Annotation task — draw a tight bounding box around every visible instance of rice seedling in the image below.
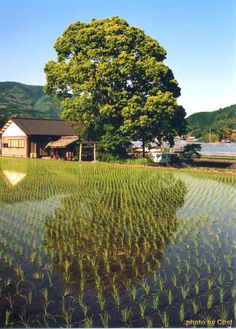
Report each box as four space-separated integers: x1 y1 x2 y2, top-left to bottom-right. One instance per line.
138 300 147 319
128 285 137 302
111 287 121 307
63 287 72 298
30 250 37 263
153 271 158 283
99 312 110 328
41 287 49 303
227 269 234 281
18 307 32 328
217 273 225 286
140 279 150 296
152 294 159 310
181 285 189 300
191 300 200 315
207 278 214 290
218 306 229 321
14 281 23 296
62 306 75 328
5 293 15 311
15 266 25 282
83 317 93 328
157 277 165 293
78 296 89 317
204 315 215 328
97 294 106 312
216 235 222 250
179 303 185 322
159 310 169 328
5 309 12 327
205 262 213 275
224 255 232 268
146 316 153 328
218 287 225 304
207 293 214 310
175 263 181 275
154 258 161 269
121 307 132 323
25 289 33 305
42 299 51 320
171 272 177 287
231 286 236 299
167 289 173 305
194 281 200 295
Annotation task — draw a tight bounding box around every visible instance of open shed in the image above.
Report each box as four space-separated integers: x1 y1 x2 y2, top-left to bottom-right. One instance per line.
45 135 79 160
45 138 97 161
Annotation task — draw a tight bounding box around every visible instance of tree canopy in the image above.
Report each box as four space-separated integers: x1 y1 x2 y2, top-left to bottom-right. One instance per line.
0 114 7 127
44 16 186 157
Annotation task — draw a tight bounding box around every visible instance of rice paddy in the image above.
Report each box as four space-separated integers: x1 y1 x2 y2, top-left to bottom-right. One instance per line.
0 158 235 327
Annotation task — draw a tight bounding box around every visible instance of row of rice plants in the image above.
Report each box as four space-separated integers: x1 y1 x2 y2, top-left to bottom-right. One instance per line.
0 158 235 327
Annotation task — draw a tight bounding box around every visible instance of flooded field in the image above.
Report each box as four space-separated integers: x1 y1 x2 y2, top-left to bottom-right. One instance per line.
0 158 235 327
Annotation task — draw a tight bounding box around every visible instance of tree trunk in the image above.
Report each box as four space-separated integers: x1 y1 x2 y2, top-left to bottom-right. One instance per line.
160 137 163 153
142 140 145 158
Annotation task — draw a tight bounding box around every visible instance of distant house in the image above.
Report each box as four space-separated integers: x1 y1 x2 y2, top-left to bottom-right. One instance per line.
0 117 77 158
186 136 199 143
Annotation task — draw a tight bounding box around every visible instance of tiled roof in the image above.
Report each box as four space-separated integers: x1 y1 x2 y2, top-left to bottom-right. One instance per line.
11 117 76 136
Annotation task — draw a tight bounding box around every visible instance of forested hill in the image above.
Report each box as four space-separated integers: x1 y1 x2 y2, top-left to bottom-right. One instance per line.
187 104 236 139
0 81 61 120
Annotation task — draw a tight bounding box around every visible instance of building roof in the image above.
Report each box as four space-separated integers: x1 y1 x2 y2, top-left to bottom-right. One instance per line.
7 118 76 136
45 136 79 148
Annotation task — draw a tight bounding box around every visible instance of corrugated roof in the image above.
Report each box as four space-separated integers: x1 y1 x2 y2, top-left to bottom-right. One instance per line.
11 118 76 136
45 136 79 148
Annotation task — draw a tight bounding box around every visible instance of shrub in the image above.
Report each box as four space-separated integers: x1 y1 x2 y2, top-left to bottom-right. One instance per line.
179 144 201 163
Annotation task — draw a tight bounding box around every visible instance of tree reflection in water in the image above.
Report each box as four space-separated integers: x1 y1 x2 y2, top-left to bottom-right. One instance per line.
44 174 186 291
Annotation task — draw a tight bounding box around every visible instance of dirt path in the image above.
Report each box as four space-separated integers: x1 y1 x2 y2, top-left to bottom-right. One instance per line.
97 161 236 176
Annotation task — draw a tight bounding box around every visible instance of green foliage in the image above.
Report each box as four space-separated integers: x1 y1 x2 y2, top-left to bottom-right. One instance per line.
0 114 7 127
96 125 130 160
0 81 61 119
44 16 186 157
179 144 202 163
201 131 219 143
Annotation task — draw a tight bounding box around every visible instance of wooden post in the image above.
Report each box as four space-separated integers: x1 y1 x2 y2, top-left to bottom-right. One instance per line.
94 143 96 162
79 142 82 162
142 139 145 158
26 136 30 158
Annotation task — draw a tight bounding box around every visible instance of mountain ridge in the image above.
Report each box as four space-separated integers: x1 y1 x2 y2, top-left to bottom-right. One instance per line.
0 81 61 120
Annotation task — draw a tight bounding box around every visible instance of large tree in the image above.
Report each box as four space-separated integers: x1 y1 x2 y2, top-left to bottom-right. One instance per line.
44 16 186 157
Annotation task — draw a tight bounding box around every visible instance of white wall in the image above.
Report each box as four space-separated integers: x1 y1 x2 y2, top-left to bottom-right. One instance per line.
2 122 26 137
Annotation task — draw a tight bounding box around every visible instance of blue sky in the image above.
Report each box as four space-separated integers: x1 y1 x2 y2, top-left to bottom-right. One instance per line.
0 0 235 115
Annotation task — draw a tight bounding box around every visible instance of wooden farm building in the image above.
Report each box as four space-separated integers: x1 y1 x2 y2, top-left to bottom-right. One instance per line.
0 117 80 159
